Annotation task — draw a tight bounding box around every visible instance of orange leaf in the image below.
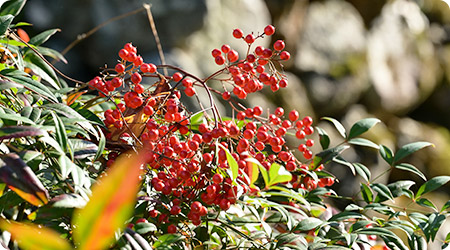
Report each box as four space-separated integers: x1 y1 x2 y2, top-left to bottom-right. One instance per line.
0 219 72 250
72 150 147 250
66 90 87 106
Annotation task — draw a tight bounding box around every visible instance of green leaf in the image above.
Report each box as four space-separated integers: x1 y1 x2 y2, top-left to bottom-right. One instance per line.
189 111 204 125
0 0 26 16
72 150 147 250
393 142 434 163
0 219 72 250
153 234 185 248
347 138 379 149
372 183 394 202
44 103 98 137
420 213 446 242
322 117 346 138
415 198 436 210
0 14 13 36
0 126 44 140
24 53 60 89
379 145 394 165
268 162 292 187
294 217 323 231
312 145 349 169
388 180 415 198
347 118 380 140
2 70 58 102
353 163 371 182
51 111 68 153
329 211 364 221
29 28 60 46
134 222 157 234
415 176 450 199
57 154 76 180
440 200 450 213
360 183 373 203
245 157 260 188
316 126 330 149
217 143 238 183
36 46 67 64
0 153 49 206
0 112 35 124
94 128 105 161
395 163 426 181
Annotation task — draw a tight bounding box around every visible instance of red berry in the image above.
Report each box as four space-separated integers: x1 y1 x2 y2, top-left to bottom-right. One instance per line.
289 110 299 121
254 46 264 56
221 44 231 53
212 173 223 184
185 86 196 97
253 106 263 116
143 105 154 116
167 224 177 234
173 72 183 82
304 126 314 135
115 63 125 73
134 83 144 94
232 29 244 39
219 199 231 210
275 107 284 117
124 43 137 53
191 201 202 212
227 50 239 62
280 51 291 61
118 49 128 60
170 205 181 215
302 116 313 126
211 48 221 58
215 55 225 65
222 91 231 100
306 139 314 147
264 25 275 36
279 79 288 88
244 34 255 44
141 63 157 73
273 40 285 51
131 72 142 84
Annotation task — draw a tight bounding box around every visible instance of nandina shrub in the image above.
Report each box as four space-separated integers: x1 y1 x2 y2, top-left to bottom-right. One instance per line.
0 2 449 250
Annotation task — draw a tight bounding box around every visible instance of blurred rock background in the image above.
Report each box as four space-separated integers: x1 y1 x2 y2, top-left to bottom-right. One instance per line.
18 0 450 246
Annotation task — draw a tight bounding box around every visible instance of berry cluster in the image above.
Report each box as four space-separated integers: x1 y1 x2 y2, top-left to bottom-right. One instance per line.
87 25 335 235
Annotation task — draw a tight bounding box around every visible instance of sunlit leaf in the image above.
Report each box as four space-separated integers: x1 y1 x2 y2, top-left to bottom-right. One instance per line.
51 111 68 153
393 142 434 164
316 126 330 149
217 143 238 183
312 145 349 169
57 154 76 180
66 90 87 106
0 112 35 124
24 53 60 89
372 183 394 202
268 162 292 187
347 118 380 140
72 150 147 250
245 157 260 188
395 163 426 181
0 14 13 36
415 176 450 199
347 138 379 149
322 117 346 138
353 163 371 182
0 0 26 16
360 183 373 203
0 153 49 206
29 28 60 46
0 219 72 250
0 126 44 140
415 198 436 210
2 69 58 102
294 217 323 231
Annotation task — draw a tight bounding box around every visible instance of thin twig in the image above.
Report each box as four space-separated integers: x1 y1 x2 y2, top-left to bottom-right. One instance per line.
58 7 147 58
143 4 168 76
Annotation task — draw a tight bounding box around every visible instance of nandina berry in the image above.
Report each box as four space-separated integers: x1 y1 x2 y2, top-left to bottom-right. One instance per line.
237 111 246 120
256 65 265 73
134 56 143 66
262 48 272 58
303 149 313 159
264 25 275 36
279 79 288 88
115 63 125 73
172 72 183 82
141 63 157 73
118 49 129 60
182 78 193 87
170 205 181 215
219 198 231 210
282 120 292 128
185 86 196 97
302 116 313 126
227 50 239 62
289 110 299 121
131 72 142 84
280 51 291 60
211 48 221 57
244 34 255 44
253 106 263 116
275 107 284 117
271 84 280 92
243 129 255 140
124 43 137 53
286 161 296 171
212 173 223 184
149 209 158 218
215 55 225 65
167 224 177 234
143 105 154 116
306 139 314 147
222 91 231 100
134 83 144 94
114 120 123 129
232 28 244 39
298 144 307 152
246 54 257 63
254 46 264 56
221 44 231 53
126 52 137 62
304 126 314 135
191 201 202 212
273 40 285 51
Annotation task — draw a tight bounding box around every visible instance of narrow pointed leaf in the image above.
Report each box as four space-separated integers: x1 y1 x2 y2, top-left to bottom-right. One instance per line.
0 153 49 206
316 126 330 149
217 143 238 183
0 219 72 250
294 217 323 231
268 162 292 187
0 126 44 140
347 118 380 140
57 154 77 180
395 163 426 181
2 70 58 102
312 145 349 168
25 53 60 89
29 28 60 46
94 129 105 161
0 0 26 16
441 200 450 213
379 145 394 165
360 183 373 203
51 112 68 153
353 163 371 182
372 183 394 201
415 176 450 199
0 14 13 36
72 150 147 250
322 117 346 138
393 142 434 164
245 157 260 188
0 112 35 124
415 198 436 210
348 138 379 149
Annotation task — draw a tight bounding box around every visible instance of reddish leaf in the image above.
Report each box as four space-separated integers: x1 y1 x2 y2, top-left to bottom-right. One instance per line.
72 150 147 250
0 153 49 206
0 219 72 250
